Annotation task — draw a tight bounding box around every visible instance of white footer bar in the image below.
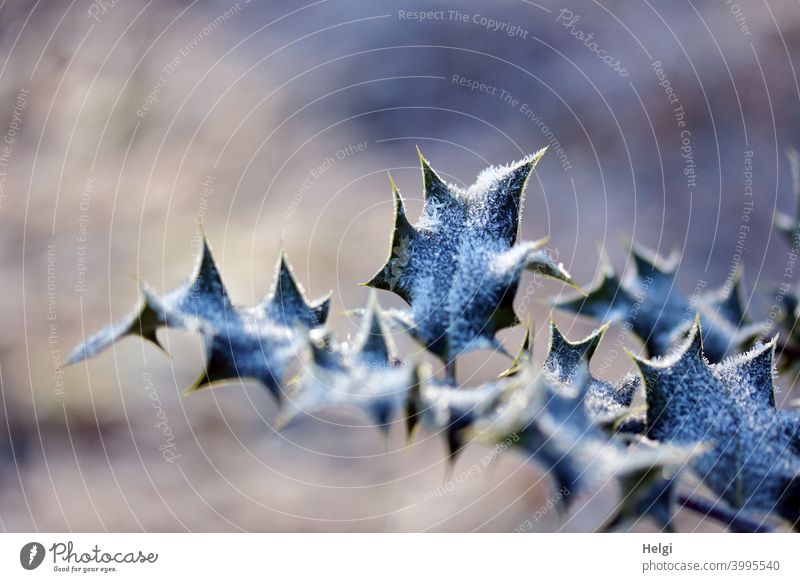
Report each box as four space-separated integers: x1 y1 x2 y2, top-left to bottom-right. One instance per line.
0 533 796 580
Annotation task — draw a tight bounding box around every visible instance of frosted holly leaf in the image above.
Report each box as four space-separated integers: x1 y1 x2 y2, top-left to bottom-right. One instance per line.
65 284 172 363
633 320 800 527
474 369 695 524
276 293 420 435
183 311 302 398
555 244 761 363
496 320 641 430
497 323 534 379
66 237 330 401
365 147 577 364
264 250 331 329
775 147 800 246
65 238 232 363
543 320 639 422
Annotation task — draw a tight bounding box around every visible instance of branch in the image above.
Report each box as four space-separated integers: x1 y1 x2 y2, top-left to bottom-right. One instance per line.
678 493 775 533
445 359 457 384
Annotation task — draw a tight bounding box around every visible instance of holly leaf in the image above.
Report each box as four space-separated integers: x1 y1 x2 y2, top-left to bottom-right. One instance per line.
555 244 761 362
543 320 639 422
277 292 420 435
633 319 800 527
500 321 641 426
473 367 695 526
66 238 330 401
365 148 577 363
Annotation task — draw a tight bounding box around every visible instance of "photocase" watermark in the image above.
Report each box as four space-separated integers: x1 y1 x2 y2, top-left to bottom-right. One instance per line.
142 372 180 464
555 9 628 77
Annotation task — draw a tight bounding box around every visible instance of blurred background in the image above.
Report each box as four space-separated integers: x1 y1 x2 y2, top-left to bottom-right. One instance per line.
1 0 799 532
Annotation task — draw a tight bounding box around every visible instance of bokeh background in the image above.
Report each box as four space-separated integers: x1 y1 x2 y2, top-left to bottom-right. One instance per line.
1 0 799 532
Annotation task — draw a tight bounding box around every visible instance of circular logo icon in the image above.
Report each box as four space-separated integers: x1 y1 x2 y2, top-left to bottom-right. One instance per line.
20 542 45 570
